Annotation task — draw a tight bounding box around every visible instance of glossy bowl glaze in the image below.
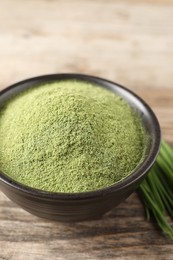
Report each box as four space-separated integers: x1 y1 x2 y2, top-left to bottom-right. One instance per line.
0 74 161 221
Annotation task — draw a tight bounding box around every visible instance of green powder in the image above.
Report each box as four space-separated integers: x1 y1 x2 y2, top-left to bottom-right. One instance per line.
0 80 147 193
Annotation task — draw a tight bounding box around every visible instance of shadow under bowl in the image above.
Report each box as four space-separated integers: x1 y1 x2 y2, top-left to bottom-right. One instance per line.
0 74 161 221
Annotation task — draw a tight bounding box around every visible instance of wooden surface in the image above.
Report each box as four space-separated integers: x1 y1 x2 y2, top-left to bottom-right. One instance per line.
0 0 173 259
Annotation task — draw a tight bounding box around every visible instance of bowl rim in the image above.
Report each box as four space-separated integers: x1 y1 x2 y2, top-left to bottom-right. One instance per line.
0 73 161 200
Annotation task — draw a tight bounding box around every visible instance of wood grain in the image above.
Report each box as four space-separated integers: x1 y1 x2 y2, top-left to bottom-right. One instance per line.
0 0 173 259
1 192 173 260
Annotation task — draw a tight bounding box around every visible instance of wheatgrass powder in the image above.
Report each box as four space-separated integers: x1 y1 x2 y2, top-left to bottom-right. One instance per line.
0 80 147 192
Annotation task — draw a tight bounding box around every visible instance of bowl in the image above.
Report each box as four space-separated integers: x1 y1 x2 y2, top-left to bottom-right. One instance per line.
0 74 161 221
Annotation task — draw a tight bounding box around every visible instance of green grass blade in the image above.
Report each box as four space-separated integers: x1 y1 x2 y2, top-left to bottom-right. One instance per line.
138 140 173 239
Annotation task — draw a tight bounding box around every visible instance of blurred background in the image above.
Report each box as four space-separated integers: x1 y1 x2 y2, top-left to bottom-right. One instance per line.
1 0 173 87
0 1 173 259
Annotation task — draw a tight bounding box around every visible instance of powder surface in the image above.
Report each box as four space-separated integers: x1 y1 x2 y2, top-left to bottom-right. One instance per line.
0 80 147 192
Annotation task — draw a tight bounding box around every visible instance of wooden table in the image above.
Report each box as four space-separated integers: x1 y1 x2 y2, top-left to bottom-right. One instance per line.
0 1 173 259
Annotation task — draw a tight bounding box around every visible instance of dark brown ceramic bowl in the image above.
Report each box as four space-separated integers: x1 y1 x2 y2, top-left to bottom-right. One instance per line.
0 74 161 221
